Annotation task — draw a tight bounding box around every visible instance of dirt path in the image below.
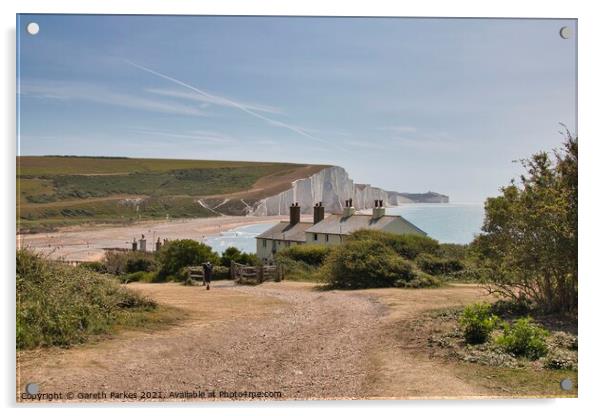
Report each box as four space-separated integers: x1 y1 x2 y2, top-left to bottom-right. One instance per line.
17 282 491 401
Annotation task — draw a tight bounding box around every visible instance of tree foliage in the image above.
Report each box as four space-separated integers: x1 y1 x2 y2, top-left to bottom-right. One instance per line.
472 133 577 313
220 246 258 267
157 239 219 279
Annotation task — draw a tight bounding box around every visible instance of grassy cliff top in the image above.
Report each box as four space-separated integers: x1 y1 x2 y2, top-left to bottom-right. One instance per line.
17 155 311 176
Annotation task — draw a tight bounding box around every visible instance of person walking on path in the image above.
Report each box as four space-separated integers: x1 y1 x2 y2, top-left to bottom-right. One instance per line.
202 262 213 290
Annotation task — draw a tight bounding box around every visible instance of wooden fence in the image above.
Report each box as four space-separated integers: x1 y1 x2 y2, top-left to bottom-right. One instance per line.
231 262 284 285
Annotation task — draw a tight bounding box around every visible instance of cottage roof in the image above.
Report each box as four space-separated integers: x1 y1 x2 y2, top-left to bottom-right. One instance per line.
304 213 426 236
255 221 314 242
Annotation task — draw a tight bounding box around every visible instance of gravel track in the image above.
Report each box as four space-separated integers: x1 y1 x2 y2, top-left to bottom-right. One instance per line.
17 282 488 402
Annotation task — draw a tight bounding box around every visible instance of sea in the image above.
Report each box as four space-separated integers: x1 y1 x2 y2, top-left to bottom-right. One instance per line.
203 203 485 254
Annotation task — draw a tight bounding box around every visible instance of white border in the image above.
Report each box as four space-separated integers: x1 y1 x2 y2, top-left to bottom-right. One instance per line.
2 1 600 415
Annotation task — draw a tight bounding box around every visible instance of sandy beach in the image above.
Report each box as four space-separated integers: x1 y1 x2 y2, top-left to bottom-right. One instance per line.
17 215 298 262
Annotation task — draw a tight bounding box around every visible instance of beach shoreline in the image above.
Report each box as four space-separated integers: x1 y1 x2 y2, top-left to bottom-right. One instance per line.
17 215 304 262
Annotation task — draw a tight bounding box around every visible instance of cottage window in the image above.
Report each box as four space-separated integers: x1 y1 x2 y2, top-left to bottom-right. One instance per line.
262 240 267 248
325 234 329 242
313 233 318 241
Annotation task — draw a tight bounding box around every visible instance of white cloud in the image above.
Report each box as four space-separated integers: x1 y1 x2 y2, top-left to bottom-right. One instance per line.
146 88 282 115
125 60 339 148
19 81 210 117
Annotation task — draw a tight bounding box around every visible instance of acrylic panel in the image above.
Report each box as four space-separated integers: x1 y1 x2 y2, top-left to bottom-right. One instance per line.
16 14 578 402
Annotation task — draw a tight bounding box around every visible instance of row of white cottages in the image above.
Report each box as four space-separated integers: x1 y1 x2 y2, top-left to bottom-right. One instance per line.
255 199 426 263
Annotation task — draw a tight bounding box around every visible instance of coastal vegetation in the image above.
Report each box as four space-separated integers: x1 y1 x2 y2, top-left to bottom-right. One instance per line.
90 240 258 284
16 249 163 349
472 134 578 314
414 134 578 387
274 230 475 288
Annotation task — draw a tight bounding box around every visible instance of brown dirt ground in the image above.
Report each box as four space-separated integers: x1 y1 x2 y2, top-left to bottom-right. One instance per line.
17 282 518 402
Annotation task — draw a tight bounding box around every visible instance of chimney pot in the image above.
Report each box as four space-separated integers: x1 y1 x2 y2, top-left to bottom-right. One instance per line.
313 201 325 224
290 202 301 225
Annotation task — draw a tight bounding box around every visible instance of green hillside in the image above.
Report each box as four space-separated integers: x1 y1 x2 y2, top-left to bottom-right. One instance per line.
17 156 327 233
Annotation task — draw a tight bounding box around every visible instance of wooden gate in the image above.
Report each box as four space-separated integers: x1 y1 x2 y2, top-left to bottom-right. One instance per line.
231 262 284 285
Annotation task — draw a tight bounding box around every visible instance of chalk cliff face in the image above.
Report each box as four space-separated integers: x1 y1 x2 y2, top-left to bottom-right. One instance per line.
249 166 447 216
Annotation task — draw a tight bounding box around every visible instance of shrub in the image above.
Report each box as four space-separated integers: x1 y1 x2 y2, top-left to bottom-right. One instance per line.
322 240 417 289
103 250 157 275
277 244 332 266
77 261 107 273
495 317 549 359
459 303 500 344
157 239 219 280
348 229 440 260
17 249 156 349
543 349 577 370
438 243 470 260
416 253 464 276
443 268 487 282
220 246 258 267
213 265 231 280
125 256 157 274
472 135 577 313
275 255 325 282
395 272 442 288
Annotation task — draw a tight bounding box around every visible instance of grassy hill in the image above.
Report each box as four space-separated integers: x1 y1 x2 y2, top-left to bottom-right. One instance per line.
17 156 328 233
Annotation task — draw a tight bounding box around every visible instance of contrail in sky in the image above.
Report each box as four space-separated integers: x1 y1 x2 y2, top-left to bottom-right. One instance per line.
125 60 333 146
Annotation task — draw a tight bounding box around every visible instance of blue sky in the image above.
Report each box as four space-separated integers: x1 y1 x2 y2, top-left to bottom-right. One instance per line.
17 15 576 202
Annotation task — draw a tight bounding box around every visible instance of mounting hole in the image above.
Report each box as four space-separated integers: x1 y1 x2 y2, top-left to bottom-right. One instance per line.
25 383 39 395
26 22 40 36
559 26 571 39
560 378 573 391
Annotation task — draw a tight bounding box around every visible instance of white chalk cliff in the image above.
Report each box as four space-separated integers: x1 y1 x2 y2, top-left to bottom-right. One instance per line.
249 166 447 216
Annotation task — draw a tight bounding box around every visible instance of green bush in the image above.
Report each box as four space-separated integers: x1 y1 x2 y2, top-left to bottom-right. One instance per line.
277 244 332 266
275 255 325 282
442 268 487 282
322 240 417 289
103 250 157 275
125 256 157 274
438 243 470 260
496 317 549 359
416 253 464 276
459 303 500 344
17 249 156 349
157 239 219 280
395 272 441 288
348 229 440 260
220 246 259 267
77 261 107 273
213 265 231 280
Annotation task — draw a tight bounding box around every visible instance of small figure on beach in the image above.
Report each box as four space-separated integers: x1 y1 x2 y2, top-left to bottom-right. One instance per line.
202 261 213 290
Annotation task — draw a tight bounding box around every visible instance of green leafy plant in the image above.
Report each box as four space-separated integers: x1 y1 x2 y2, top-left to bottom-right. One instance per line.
472 134 577 313
496 317 549 359
220 246 259 267
348 229 440 260
17 249 156 349
157 239 219 280
322 240 421 289
416 253 464 276
459 302 500 344
277 244 332 266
